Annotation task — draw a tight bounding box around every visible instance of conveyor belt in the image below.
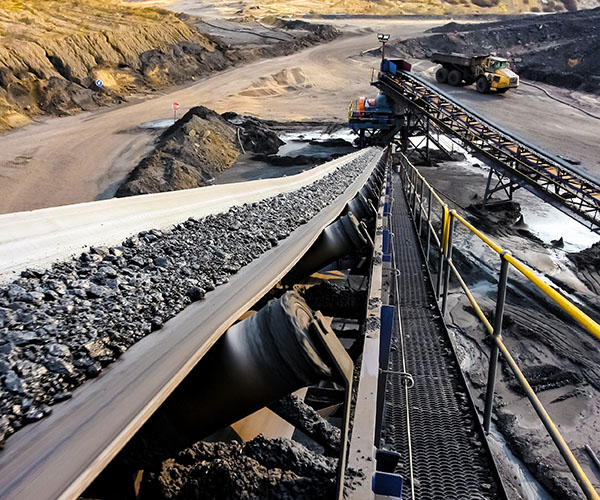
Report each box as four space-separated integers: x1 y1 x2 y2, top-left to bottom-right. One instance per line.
0 150 383 500
380 174 504 499
374 69 600 233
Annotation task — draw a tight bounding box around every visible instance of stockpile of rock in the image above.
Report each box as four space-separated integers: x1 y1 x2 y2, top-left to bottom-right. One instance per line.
116 107 284 196
393 7 600 94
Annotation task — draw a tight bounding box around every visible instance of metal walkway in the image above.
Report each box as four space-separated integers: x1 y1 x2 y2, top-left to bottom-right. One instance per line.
380 174 504 499
374 66 600 233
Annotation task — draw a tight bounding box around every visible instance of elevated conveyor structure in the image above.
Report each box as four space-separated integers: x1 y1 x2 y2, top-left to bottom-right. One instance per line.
373 64 600 233
381 175 504 500
0 149 384 500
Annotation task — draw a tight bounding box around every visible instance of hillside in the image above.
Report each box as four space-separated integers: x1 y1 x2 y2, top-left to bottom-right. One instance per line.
141 0 600 18
0 0 339 132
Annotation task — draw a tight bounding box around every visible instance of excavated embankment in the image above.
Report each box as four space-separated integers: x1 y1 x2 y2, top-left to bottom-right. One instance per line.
392 7 600 94
0 0 339 131
0 149 378 448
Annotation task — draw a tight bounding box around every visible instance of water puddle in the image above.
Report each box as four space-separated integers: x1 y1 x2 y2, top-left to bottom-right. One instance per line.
488 423 554 500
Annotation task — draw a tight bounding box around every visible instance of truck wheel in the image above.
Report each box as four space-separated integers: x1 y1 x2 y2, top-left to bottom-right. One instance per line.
447 70 462 86
435 67 449 84
476 76 491 94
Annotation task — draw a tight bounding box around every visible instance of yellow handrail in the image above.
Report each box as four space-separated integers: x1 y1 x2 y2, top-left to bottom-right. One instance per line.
400 154 600 341
397 153 600 499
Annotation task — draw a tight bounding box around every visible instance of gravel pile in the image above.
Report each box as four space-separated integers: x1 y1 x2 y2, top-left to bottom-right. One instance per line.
139 435 345 500
0 149 380 446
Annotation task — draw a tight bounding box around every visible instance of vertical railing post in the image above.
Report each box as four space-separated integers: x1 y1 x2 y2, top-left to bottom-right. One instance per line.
418 178 424 238
435 205 446 300
483 252 511 433
425 190 432 262
441 212 455 316
409 167 418 217
412 172 418 216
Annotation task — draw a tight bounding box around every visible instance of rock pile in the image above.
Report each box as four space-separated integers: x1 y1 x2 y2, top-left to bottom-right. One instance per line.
139 435 343 500
393 7 600 94
116 107 283 196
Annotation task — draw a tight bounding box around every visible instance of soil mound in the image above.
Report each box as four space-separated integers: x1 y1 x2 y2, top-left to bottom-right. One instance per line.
393 7 600 93
568 241 600 271
116 107 283 196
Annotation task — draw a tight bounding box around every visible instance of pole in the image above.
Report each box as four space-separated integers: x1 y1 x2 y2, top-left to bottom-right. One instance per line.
441 213 455 316
483 252 510 433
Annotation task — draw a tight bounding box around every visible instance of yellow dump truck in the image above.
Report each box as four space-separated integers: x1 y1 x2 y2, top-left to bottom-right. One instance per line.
431 52 519 94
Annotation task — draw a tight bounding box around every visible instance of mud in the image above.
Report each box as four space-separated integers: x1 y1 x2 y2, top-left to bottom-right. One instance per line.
568 241 600 272
392 7 600 94
269 394 341 456
251 153 326 167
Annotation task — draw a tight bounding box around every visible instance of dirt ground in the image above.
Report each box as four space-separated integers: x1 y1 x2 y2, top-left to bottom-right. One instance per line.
0 19 442 214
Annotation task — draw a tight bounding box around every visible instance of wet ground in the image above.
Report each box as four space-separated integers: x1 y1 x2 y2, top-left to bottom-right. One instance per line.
215 129 358 184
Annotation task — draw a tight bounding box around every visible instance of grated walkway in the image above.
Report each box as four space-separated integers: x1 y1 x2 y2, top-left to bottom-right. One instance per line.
380 174 504 500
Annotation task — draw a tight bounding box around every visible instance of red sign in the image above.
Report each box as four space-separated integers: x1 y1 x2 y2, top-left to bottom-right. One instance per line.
172 102 180 111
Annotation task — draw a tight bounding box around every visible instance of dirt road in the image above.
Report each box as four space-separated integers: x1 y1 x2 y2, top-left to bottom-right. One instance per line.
409 59 600 179
0 17 598 214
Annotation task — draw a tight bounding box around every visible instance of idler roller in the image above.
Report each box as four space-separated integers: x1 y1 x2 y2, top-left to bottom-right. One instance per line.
346 192 376 223
121 292 334 467
360 182 380 205
284 212 371 284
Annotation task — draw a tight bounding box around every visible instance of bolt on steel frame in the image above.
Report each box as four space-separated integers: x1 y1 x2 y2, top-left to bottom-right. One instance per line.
397 152 600 500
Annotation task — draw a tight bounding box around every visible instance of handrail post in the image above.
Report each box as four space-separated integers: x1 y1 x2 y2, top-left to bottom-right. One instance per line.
435 205 446 299
441 212 455 316
412 173 418 216
483 252 511 433
418 178 424 237
425 190 432 262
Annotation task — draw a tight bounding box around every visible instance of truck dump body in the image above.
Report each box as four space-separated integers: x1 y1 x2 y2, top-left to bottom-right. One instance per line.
431 52 486 68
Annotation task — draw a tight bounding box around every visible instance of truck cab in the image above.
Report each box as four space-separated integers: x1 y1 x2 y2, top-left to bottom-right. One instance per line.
482 56 519 93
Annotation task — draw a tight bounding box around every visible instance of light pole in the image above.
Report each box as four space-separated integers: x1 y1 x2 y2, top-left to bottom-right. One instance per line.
377 33 390 63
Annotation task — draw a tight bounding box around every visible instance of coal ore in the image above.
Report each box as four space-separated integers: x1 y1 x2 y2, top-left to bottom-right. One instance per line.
0 149 379 446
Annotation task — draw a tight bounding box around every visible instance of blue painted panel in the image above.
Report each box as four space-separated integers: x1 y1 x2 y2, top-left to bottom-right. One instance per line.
379 305 395 369
372 471 404 497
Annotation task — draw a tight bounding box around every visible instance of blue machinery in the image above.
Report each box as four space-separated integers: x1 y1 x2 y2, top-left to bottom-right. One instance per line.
350 58 600 233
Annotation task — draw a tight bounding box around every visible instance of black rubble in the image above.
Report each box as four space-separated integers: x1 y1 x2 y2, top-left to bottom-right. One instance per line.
139 436 340 500
0 149 379 447
269 394 341 456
